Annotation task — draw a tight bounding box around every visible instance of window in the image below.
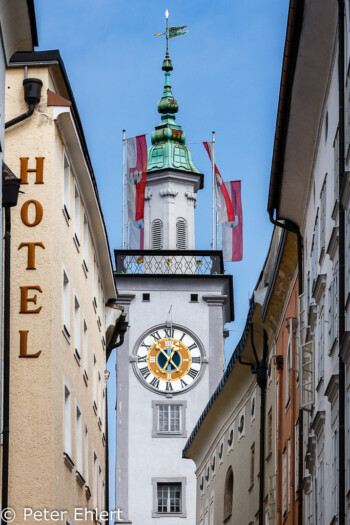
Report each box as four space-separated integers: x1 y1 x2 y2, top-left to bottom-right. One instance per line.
311 214 319 286
64 382 72 458
218 442 224 462
287 439 291 511
151 219 163 250
282 446 288 517
74 184 81 245
334 129 339 209
158 404 180 433
227 428 233 447
328 267 338 353
83 321 88 379
85 425 89 487
83 213 89 270
93 355 97 411
152 401 187 438
98 464 102 513
152 478 186 517
190 293 198 302
285 341 291 407
63 269 70 338
158 483 181 513
332 429 338 517
76 404 83 476
319 176 327 257
176 218 187 250
63 153 70 220
98 372 102 418
318 460 324 525
223 467 233 521
142 293 150 302
317 307 325 381
267 409 272 457
74 295 81 362
93 451 98 508
93 255 98 308
250 443 255 487
238 413 244 437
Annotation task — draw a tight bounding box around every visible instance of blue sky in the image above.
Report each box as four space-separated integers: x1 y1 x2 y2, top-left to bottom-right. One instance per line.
35 0 289 516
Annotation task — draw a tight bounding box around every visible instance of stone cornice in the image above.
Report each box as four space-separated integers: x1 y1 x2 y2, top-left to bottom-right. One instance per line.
312 274 327 304
116 294 136 306
324 374 339 407
202 295 227 307
326 226 339 262
311 410 326 439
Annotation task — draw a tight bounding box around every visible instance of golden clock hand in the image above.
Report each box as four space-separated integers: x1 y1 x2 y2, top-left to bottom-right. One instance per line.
160 345 179 373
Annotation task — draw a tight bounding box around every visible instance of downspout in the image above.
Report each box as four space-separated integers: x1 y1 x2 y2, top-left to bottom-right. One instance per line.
1 207 11 523
337 1 346 522
268 214 303 525
1 77 42 524
105 379 109 515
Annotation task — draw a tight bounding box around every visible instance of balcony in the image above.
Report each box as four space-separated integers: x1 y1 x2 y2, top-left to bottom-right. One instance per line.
114 250 224 275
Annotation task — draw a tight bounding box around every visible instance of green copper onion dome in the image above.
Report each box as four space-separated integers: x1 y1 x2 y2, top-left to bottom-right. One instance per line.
147 51 200 173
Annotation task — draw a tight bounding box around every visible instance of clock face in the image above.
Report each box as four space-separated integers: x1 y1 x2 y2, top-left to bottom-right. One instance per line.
135 326 202 394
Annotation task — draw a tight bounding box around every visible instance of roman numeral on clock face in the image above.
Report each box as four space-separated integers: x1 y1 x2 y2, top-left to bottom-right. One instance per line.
188 343 197 351
164 328 174 338
137 355 147 363
150 377 160 388
140 367 151 379
141 342 151 350
166 382 173 391
151 331 162 341
187 368 199 379
192 357 201 364
180 379 188 388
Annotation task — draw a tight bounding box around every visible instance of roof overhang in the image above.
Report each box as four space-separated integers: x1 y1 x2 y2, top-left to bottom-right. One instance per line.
55 109 116 300
268 0 337 226
147 168 204 191
0 0 37 60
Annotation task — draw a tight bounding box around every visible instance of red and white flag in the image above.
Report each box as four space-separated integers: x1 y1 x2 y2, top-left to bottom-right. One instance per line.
203 142 235 223
127 134 147 222
222 181 243 262
129 219 144 249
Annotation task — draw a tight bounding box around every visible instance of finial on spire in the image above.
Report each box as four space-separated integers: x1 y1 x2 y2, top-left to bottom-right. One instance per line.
154 10 188 53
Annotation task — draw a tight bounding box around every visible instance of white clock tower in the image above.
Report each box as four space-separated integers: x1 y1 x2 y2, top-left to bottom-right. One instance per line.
115 51 234 524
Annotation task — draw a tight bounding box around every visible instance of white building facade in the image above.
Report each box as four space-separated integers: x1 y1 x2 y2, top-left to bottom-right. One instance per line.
114 52 234 524
267 1 350 522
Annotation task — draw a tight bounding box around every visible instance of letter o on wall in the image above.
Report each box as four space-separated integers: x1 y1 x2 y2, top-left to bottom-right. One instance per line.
21 200 43 227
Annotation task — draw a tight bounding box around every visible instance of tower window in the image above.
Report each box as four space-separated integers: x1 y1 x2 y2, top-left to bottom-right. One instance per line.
190 294 198 302
142 293 150 302
152 477 186 517
157 483 181 513
176 218 187 250
152 219 163 250
158 404 181 433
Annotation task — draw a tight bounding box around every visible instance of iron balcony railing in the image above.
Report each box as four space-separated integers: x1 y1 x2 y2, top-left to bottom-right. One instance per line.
114 250 224 275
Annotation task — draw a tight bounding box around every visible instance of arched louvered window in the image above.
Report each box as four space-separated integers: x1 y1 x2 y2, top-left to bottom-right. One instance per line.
176 218 187 250
152 219 163 250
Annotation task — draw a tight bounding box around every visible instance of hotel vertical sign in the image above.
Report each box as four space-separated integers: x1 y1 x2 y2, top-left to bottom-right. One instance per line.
18 156 45 358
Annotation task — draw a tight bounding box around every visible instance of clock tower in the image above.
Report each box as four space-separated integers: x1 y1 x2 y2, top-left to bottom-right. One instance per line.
115 51 234 524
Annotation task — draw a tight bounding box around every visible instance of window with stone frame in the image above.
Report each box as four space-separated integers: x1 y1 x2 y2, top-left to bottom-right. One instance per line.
317 460 324 525
158 404 181 433
311 213 319 287
331 428 338 518
317 306 325 382
319 176 327 259
328 266 338 354
154 481 184 516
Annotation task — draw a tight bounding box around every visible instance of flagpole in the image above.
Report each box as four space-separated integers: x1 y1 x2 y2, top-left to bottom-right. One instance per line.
122 130 126 248
212 131 215 250
165 9 169 52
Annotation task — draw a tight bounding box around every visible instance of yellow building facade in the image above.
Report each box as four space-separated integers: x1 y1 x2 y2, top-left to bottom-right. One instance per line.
3 51 119 524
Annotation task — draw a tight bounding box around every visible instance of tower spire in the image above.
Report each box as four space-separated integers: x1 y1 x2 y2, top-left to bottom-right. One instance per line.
147 51 199 174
